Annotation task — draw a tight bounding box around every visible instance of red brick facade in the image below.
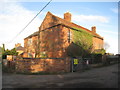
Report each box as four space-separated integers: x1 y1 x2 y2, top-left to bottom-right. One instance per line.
39 25 71 58
22 11 104 73
92 37 103 50
24 31 38 57
39 12 103 58
24 12 104 58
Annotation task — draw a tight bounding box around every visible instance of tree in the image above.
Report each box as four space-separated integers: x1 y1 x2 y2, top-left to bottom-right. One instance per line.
104 42 110 51
0 47 2 59
2 44 5 53
2 48 18 59
10 48 18 56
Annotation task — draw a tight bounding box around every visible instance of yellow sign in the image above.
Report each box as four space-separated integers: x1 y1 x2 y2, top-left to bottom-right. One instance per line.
74 59 78 64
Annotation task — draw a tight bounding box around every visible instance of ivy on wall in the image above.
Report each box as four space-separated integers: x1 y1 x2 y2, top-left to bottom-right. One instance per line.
72 27 93 50
67 27 94 57
93 48 106 55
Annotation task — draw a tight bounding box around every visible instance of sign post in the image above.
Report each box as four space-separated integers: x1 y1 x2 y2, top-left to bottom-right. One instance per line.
72 58 78 72
71 59 73 72
74 59 78 65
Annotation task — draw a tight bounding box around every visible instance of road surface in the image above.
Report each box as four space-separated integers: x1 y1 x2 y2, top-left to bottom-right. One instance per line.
2 63 119 88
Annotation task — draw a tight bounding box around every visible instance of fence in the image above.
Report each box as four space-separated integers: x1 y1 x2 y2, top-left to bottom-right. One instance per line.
71 57 92 72
106 55 119 64
71 55 119 72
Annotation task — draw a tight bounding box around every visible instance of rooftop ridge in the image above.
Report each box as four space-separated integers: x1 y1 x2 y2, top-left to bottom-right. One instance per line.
25 11 103 39
24 31 39 39
47 11 102 38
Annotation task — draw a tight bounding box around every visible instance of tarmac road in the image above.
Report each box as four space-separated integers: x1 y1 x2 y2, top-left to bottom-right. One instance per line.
2 63 119 88
0 60 2 89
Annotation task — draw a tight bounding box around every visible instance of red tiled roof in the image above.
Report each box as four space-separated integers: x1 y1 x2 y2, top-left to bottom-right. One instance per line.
24 31 39 39
25 12 103 40
16 46 24 51
47 12 103 39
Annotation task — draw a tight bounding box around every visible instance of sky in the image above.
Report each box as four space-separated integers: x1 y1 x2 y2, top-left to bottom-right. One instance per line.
0 0 119 54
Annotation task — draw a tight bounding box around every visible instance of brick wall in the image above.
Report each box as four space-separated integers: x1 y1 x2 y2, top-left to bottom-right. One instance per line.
24 35 38 57
39 25 71 58
15 58 71 73
39 12 73 58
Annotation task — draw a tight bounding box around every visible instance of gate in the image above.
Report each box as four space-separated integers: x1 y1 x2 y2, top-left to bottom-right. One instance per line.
71 57 91 72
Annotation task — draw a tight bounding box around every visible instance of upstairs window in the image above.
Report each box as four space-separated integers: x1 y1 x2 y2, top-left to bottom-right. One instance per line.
67 30 72 43
28 38 32 46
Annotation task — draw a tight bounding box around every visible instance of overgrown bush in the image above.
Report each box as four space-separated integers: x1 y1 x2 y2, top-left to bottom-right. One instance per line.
2 48 18 59
92 54 102 64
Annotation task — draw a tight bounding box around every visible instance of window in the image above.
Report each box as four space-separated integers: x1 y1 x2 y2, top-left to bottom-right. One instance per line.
67 30 72 43
28 38 32 46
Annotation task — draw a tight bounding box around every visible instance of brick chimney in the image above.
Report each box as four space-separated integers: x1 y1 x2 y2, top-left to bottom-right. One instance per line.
91 26 96 33
15 43 21 48
64 12 71 22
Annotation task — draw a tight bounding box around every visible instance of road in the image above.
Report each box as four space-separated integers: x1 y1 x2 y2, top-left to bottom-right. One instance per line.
2 63 119 88
0 60 2 89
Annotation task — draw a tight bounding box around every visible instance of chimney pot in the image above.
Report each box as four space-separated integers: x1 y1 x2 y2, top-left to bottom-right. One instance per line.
64 12 71 22
91 26 96 33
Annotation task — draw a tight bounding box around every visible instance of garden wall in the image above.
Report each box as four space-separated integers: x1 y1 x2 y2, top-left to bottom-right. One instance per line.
15 57 71 73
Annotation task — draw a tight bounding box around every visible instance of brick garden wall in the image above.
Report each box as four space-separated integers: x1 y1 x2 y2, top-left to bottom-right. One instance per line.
15 57 71 73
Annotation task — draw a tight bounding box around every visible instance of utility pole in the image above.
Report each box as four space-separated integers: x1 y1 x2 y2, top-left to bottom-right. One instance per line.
0 47 2 62
2 44 5 52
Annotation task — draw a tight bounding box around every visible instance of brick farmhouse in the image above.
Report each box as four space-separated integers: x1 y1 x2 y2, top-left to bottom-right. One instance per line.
24 31 38 57
24 11 103 58
17 11 104 73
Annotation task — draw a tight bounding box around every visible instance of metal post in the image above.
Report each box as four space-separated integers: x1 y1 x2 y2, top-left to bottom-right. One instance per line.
71 58 73 72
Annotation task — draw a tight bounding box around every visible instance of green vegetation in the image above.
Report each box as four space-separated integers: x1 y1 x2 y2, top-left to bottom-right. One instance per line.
67 27 106 58
93 48 106 55
40 52 48 58
67 27 93 57
91 49 106 63
73 28 93 52
72 27 93 44
0 47 2 59
2 46 18 59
